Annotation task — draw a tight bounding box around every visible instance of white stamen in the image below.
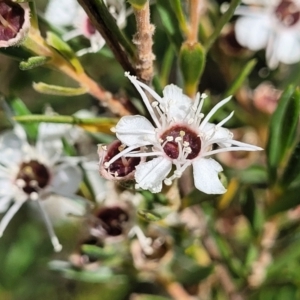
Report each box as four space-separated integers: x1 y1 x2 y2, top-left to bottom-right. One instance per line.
36 200 62 252
129 225 153 255
0 198 27 237
200 96 232 130
216 111 235 128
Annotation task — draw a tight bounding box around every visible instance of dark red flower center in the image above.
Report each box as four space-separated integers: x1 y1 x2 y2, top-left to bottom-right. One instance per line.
275 0 300 27
15 160 50 195
0 0 25 41
160 125 201 160
104 140 141 178
95 206 129 236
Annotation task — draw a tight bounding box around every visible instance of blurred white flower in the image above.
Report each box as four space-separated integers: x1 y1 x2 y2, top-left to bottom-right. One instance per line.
0 124 83 252
235 0 300 69
45 0 127 56
104 73 262 194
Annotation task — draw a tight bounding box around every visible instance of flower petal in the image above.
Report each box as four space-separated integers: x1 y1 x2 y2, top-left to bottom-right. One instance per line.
40 194 88 224
274 31 300 65
45 0 79 27
50 164 82 196
161 84 192 121
235 16 270 51
135 157 172 193
193 158 226 194
0 195 12 213
115 115 156 146
202 123 232 148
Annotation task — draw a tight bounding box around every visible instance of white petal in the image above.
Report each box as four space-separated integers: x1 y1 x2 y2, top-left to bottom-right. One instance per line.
193 158 226 194
0 195 12 213
82 161 107 203
161 84 192 121
40 194 87 224
50 164 82 196
135 157 172 193
274 32 300 65
0 131 24 166
235 16 270 51
202 123 232 148
45 0 79 27
115 115 156 146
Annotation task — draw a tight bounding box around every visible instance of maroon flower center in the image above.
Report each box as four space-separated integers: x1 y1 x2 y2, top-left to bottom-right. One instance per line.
95 206 129 236
15 160 50 194
275 0 300 27
104 140 141 178
160 125 201 160
0 1 25 41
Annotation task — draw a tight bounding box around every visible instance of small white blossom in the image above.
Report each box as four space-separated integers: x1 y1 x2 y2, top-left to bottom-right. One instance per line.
45 0 127 56
103 73 262 194
235 0 300 69
0 124 83 252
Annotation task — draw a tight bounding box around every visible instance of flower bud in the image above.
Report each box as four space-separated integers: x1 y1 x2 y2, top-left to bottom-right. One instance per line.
179 41 205 97
98 140 145 181
0 0 30 47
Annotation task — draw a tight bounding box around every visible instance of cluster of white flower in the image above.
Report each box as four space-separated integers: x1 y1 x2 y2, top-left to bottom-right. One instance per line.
100 73 262 195
0 124 84 252
45 0 127 56
234 0 300 68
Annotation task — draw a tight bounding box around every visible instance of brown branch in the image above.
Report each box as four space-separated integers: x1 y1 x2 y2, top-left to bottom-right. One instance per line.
132 1 155 84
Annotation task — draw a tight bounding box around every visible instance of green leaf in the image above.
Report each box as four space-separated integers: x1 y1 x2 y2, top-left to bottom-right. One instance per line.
19 56 50 70
81 245 116 260
267 239 300 278
267 186 300 216
171 251 213 285
204 0 241 51
236 166 268 185
33 82 87 96
240 187 257 232
9 97 38 141
156 0 183 51
266 86 300 183
225 59 257 97
0 97 14 133
169 0 188 34
280 142 300 188
46 31 84 73
137 210 163 222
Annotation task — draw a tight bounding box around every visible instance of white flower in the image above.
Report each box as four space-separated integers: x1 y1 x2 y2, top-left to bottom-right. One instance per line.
234 0 300 69
104 73 262 194
0 124 83 252
44 0 127 56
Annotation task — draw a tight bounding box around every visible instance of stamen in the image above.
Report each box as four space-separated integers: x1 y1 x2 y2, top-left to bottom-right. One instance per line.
36 200 62 252
200 96 232 130
216 111 234 128
125 72 162 129
129 226 153 255
164 179 172 186
0 198 27 237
